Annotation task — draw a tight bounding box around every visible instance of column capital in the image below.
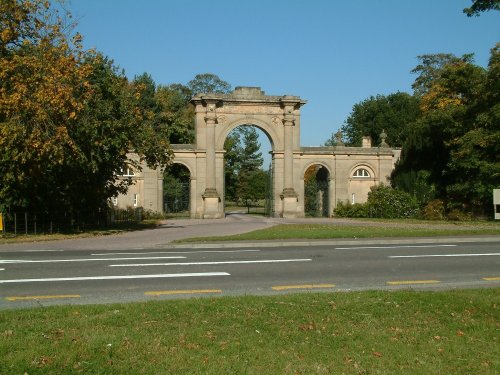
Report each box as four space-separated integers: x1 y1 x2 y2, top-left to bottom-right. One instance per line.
282 115 295 126
204 100 219 124
204 114 217 124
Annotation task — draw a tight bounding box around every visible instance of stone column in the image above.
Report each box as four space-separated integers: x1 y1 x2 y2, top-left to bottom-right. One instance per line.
280 104 298 217
202 102 221 218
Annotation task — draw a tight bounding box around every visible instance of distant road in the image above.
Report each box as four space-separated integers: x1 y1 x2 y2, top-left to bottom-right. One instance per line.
1 239 499 309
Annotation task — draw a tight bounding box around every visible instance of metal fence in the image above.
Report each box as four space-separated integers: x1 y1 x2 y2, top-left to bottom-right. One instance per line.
0 208 143 235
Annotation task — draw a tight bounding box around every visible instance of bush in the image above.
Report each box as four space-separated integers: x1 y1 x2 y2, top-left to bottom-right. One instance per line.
446 209 472 221
421 199 445 220
141 209 169 220
334 186 420 219
366 185 419 219
334 202 368 218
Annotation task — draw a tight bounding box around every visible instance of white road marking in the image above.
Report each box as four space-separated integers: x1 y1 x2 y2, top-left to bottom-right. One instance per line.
21 250 65 252
0 256 186 264
0 268 4 271
389 253 500 259
91 249 261 256
109 258 312 267
336 245 457 250
0 272 230 284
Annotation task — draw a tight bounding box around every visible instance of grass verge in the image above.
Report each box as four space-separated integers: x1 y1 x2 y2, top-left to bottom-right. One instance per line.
1 289 498 374
176 222 500 243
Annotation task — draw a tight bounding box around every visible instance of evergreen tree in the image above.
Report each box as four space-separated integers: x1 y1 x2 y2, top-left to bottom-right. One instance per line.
239 127 263 172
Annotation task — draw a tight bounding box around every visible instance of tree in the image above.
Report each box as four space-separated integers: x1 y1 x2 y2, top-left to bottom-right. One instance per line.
340 92 420 146
133 73 158 114
237 169 267 212
223 130 242 202
393 46 499 215
0 0 93 214
224 126 264 205
239 127 263 172
0 1 172 219
463 0 500 16
156 73 231 144
445 44 500 214
188 73 231 95
155 84 195 144
323 130 344 147
411 53 475 96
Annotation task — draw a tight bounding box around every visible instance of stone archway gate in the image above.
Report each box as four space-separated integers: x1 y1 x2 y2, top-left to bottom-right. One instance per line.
166 86 400 219
172 86 304 218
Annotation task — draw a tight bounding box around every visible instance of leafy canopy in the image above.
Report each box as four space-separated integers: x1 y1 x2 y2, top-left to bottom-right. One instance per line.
340 92 420 147
0 0 172 217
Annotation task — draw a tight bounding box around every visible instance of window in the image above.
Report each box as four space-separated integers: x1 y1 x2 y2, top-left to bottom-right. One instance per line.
122 167 135 177
353 168 371 178
351 193 355 204
133 194 138 207
116 166 135 177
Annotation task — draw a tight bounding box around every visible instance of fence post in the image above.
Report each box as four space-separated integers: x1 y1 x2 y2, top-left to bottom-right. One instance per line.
25 212 28 235
14 213 17 235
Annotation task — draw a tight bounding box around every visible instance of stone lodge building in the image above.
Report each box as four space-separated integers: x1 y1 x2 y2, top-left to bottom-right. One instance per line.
113 87 401 218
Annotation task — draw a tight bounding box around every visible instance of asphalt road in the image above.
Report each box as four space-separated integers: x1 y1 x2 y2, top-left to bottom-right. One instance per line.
1 239 499 309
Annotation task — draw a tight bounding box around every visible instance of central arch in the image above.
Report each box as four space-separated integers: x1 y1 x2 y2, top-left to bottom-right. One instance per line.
216 117 279 151
222 124 272 216
190 86 306 219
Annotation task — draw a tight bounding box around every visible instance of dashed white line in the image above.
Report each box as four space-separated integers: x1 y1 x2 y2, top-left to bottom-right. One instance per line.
0 256 186 264
91 249 261 256
21 250 65 252
389 253 500 259
336 245 457 250
0 272 230 284
109 258 312 267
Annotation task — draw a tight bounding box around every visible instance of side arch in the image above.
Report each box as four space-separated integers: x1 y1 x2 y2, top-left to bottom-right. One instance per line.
169 160 195 178
164 158 196 217
302 163 332 217
301 161 333 180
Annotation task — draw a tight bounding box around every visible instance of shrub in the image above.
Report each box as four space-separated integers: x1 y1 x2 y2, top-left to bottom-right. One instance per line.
141 209 169 220
334 201 368 218
421 199 445 220
447 209 472 221
366 184 419 219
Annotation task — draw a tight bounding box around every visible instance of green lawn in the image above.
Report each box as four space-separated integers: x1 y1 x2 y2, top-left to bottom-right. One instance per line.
176 222 500 243
1 289 498 374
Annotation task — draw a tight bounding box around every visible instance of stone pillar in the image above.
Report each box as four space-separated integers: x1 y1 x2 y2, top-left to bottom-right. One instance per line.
202 102 221 218
280 104 298 217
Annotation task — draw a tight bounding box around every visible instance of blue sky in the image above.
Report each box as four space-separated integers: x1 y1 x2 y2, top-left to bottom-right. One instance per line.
67 0 498 152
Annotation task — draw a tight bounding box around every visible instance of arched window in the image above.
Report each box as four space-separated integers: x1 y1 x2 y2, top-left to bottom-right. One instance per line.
117 166 135 177
353 168 371 178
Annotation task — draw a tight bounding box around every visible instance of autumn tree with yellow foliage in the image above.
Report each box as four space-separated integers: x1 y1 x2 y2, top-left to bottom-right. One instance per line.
0 0 171 221
392 46 500 216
